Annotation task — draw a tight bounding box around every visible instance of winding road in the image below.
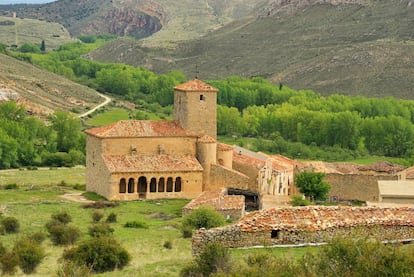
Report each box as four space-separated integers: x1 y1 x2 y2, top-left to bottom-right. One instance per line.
78 92 111 118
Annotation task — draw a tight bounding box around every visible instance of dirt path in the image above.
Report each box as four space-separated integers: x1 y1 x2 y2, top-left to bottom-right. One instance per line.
78 92 111 118
59 192 94 203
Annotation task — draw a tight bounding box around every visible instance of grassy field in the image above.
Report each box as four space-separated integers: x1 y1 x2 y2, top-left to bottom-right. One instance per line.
85 108 130 127
2 167 414 276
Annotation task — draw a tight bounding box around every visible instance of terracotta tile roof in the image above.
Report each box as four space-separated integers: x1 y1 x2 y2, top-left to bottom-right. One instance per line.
184 189 245 211
217 143 233 152
197 135 216 143
85 120 193 138
102 154 203 173
236 206 414 232
174 79 218 92
405 166 414 179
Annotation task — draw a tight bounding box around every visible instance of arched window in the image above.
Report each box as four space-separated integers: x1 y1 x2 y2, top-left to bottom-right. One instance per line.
175 177 182 192
128 178 135 193
167 177 173 192
158 178 165 192
150 178 157 193
138 177 147 199
119 178 126 193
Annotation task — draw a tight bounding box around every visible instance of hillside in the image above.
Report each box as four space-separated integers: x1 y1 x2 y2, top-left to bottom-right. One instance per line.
0 15 74 49
0 53 104 118
90 0 414 99
0 0 262 44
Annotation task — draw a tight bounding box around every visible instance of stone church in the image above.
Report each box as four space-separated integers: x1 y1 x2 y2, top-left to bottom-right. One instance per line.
85 79 295 201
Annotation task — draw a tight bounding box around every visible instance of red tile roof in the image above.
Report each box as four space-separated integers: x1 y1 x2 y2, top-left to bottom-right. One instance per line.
217 143 233 152
198 135 216 143
103 154 203 173
85 120 194 138
237 206 414 232
174 79 218 92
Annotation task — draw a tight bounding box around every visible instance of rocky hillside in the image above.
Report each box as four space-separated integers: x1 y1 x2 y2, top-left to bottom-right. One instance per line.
89 0 414 99
0 0 162 39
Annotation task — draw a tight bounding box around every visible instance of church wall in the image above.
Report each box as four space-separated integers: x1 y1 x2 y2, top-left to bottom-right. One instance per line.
86 136 111 198
207 165 249 191
102 137 197 156
217 149 233 169
196 141 217 190
107 171 203 201
232 161 260 192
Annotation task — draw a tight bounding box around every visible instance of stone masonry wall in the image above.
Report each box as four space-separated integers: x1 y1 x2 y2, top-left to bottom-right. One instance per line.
326 173 397 202
208 164 249 191
193 224 414 255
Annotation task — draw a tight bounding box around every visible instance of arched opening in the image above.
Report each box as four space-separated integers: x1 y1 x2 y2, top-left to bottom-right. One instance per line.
175 177 182 192
271 230 280 239
166 177 173 192
128 178 135 193
158 178 165 192
150 178 157 193
138 177 147 199
119 178 126 193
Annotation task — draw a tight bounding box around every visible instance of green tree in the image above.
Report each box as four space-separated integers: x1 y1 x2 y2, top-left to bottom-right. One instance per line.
48 111 83 153
295 171 330 201
40 40 46 52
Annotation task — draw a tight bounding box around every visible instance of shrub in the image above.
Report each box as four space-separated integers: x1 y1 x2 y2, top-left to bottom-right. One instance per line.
0 252 19 275
28 231 47 244
163 240 173 249
124 220 148 229
180 242 232 277
92 210 104 223
62 237 130 273
181 224 193 238
13 237 45 274
88 223 114 238
1 216 20 233
56 261 92 277
3 183 18 190
290 195 311 206
181 207 225 237
47 223 81 246
105 212 117 223
51 211 72 224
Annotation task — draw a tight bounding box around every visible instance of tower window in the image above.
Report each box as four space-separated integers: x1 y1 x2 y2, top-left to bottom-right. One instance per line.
200 94 205 101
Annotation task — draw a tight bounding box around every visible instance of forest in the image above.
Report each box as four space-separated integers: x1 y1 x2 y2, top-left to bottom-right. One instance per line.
2 36 414 167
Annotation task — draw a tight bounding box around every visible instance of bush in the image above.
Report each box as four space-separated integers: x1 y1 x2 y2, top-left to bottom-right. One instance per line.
28 231 47 244
3 183 18 190
105 212 117 223
56 261 92 277
62 237 130 273
1 216 20 233
124 220 148 229
92 210 104 223
52 211 72 224
0 252 19 275
163 240 173 249
181 207 225 237
88 223 114 238
47 223 81 246
13 237 45 274
290 195 311 206
180 242 232 277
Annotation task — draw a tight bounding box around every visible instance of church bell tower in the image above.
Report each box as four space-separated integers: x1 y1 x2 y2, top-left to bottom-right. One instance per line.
173 79 218 139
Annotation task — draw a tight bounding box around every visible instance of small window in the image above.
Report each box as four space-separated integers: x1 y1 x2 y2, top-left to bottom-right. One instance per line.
200 94 205 101
271 230 280 239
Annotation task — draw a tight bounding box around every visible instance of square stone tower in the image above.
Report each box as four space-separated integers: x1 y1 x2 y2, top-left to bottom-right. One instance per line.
174 79 219 139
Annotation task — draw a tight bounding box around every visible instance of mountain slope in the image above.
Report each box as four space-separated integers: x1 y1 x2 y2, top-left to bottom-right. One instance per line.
0 54 104 118
90 0 414 99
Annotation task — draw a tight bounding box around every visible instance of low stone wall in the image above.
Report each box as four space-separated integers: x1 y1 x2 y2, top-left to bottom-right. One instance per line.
192 206 414 254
